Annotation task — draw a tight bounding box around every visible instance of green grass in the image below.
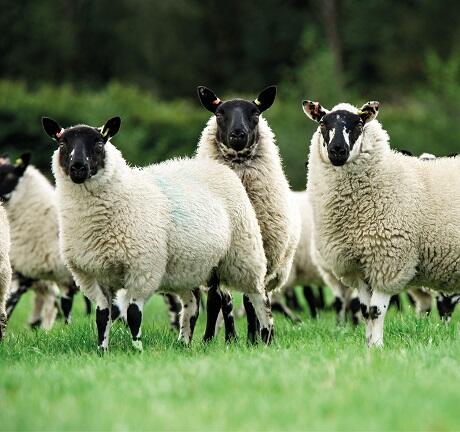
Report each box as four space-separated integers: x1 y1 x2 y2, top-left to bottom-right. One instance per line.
1 290 460 431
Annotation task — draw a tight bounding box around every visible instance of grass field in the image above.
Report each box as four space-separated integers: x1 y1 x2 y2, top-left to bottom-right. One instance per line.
1 290 460 431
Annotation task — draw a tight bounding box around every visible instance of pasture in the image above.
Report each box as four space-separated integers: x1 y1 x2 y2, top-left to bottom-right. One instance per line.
1 291 459 431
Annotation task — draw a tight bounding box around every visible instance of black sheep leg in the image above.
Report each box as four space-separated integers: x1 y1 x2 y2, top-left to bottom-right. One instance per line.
221 290 237 342
303 285 318 318
61 281 78 324
284 287 304 312
243 294 259 344
203 273 222 342
6 273 34 320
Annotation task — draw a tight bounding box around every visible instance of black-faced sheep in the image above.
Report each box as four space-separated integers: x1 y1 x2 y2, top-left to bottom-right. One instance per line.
43 116 273 351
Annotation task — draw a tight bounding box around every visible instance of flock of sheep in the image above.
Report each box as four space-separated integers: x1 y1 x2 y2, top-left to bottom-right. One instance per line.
0 86 458 350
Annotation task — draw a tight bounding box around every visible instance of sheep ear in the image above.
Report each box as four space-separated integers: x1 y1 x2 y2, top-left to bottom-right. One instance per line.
254 86 276 112
101 117 121 142
302 100 329 122
14 153 31 176
358 101 379 124
42 117 64 140
197 86 222 114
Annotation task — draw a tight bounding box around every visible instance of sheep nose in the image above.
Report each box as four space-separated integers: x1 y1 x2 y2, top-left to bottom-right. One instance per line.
329 145 347 158
70 162 89 177
230 129 247 141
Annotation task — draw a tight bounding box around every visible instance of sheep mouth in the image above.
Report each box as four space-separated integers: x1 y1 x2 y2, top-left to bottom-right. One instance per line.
69 172 91 184
329 157 348 167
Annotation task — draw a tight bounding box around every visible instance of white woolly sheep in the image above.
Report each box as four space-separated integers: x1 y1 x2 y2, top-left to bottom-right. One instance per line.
43 116 273 351
303 100 460 347
0 204 11 339
0 155 82 328
196 86 300 341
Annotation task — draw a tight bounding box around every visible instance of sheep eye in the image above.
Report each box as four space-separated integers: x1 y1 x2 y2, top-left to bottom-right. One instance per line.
216 113 223 120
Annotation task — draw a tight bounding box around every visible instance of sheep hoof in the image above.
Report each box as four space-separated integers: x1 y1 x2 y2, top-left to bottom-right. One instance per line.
261 327 274 345
367 340 384 349
132 339 143 352
97 346 108 356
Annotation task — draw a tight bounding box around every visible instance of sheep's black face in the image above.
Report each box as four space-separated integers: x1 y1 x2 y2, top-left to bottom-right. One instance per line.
58 127 106 184
197 86 276 160
0 155 30 201
319 110 363 166
215 100 260 152
302 100 380 167
42 117 121 184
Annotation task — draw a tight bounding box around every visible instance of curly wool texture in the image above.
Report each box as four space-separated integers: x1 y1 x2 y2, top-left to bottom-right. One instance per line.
4 166 71 286
53 143 267 302
307 103 460 294
196 116 300 291
0 205 11 318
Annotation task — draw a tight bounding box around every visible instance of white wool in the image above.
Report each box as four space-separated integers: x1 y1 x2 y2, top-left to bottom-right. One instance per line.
0 205 11 325
284 191 322 288
196 115 300 292
419 153 436 160
307 106 460 295
4 166 71 285
53 142 267 305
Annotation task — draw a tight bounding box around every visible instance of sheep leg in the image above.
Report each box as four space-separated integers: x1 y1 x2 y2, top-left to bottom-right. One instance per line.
247 293 274 345
178 289 200 345
348 296 361 326
203 281 222 342
271 300 302 324
243 294 258 344
6 273 33 319
126 299 144 351
408 288 432 316
389 294 402 311
317 286 326 310
285 287 304 312
61 280 78 324
221 290 237 342
163 294 181 331
368 290 391 348
358 284 372 345
95 293 112 351
303 285 318 318
84 295 92 315
40 289 58 330
29 290 45 329
333 296 346 323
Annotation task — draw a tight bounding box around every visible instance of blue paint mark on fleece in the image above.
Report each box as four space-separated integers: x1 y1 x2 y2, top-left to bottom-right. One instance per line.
153 176 193 226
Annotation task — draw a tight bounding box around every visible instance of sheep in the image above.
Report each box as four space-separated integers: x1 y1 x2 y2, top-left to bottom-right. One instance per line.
302 100 460 347
0 154 82 328
283 190 361 323
196 86 300 341
0 204 11 340
42 116 273 351
397 150 459 321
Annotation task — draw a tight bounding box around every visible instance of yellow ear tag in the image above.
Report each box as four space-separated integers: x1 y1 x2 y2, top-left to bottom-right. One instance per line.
254 98 261 106
15 158 23 167
101 127 109 138
357 110 365 115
